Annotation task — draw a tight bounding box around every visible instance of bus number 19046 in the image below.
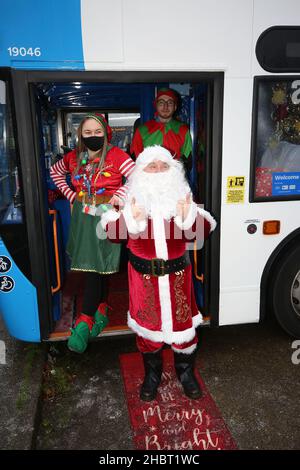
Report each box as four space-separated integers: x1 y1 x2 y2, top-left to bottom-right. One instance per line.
7 47 41 57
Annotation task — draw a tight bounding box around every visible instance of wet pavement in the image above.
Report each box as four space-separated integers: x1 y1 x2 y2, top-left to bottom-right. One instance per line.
35 316 300 450
1 314 300 450
0 315 46 450
35 334 136 450
199 317 300 450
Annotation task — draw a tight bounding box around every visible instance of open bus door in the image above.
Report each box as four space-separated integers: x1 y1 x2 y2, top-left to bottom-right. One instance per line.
0 69 223 343
0 68 53 341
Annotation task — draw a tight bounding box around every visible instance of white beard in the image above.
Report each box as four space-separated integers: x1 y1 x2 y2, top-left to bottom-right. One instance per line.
126 163 190 221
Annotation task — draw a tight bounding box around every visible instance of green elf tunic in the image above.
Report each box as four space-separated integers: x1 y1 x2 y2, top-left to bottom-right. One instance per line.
130 118 192 160
50 147 135 274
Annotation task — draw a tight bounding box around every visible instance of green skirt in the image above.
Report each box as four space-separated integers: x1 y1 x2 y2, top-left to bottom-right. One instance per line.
67 200 121 274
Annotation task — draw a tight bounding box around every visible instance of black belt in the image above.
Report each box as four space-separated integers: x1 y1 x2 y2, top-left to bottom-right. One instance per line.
128 250 190 277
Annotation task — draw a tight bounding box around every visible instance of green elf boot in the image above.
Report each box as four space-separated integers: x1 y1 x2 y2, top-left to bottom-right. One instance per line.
90 303 110 338
67 314 94 353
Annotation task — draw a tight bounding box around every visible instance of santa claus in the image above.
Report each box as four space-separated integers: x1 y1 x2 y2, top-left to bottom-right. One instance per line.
101 145 216 401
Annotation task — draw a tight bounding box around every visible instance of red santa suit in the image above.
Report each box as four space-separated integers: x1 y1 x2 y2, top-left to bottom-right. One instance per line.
101 197 216 354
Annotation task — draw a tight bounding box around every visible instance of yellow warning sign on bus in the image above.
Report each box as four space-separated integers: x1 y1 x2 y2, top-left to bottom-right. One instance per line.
226 176 245 204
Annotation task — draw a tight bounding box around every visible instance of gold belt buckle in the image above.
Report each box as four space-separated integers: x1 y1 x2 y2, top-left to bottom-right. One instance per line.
150 258 165 277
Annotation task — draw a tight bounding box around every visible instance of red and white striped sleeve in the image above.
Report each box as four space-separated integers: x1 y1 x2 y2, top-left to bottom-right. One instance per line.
114 155 135 200
50 158 77 204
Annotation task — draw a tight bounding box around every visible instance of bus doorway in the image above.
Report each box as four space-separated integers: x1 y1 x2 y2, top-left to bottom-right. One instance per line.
3 70 223 342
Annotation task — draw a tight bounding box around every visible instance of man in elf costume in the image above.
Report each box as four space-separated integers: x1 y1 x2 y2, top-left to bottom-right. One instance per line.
130 88 192 168
101 145 216 400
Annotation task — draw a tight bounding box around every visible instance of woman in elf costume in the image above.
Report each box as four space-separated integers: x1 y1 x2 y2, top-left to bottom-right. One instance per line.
50 113 135 353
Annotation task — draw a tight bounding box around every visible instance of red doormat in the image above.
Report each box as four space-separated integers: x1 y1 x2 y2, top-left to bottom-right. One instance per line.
120 349 237 450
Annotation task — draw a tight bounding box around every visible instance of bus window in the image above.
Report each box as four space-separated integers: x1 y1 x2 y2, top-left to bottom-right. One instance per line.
0 78 31 280
253 78 300 200
0 81 23 225
108 112 140 154
65 112 87 150
64 111 140 154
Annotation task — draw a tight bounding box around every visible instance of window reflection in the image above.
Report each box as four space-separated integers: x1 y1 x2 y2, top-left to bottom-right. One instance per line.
0 80 23 224
255 79 300 199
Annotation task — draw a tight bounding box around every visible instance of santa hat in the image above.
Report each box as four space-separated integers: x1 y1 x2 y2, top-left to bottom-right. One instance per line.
135 145 176 169
154 88 178 104
85 113 113 143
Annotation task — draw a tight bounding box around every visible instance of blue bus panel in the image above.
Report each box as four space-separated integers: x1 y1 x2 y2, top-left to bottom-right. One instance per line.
0 0 84 70
0 238 40 342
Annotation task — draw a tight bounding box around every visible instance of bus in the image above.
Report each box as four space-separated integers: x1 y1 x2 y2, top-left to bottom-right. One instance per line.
1 0 300 342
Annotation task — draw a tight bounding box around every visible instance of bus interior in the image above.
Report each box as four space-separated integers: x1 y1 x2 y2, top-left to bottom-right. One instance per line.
3 78 215 341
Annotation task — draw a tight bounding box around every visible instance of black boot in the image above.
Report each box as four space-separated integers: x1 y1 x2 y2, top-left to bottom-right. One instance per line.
140 351 162 401
174 351 202 399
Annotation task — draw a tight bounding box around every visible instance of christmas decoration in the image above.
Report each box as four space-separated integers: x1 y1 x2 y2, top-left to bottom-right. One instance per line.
270 82 300 145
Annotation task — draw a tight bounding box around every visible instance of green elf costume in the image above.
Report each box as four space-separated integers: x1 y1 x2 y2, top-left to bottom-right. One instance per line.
130 88 192 161
50 113 135 353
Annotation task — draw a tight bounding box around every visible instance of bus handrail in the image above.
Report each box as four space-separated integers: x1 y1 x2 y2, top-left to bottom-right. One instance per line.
49 209 61 294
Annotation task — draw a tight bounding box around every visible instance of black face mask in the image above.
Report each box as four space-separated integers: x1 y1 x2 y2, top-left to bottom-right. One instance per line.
82 136 105 151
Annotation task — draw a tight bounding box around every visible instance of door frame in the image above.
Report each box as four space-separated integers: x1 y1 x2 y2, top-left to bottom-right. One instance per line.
10 70 223 339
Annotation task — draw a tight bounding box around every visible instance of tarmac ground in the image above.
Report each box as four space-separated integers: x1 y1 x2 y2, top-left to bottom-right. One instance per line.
1 314 300 450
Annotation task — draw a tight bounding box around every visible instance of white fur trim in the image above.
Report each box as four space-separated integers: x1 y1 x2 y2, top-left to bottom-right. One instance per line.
193 311 204 327
122 203 147 234
100 209 120 229
158 275 173 339
151 210 168 259
128 313 164 342
174 201 198 230
128 311 201 345
196 207 217 233
136 145 174 169
172 343 197 355
151 211 176 342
